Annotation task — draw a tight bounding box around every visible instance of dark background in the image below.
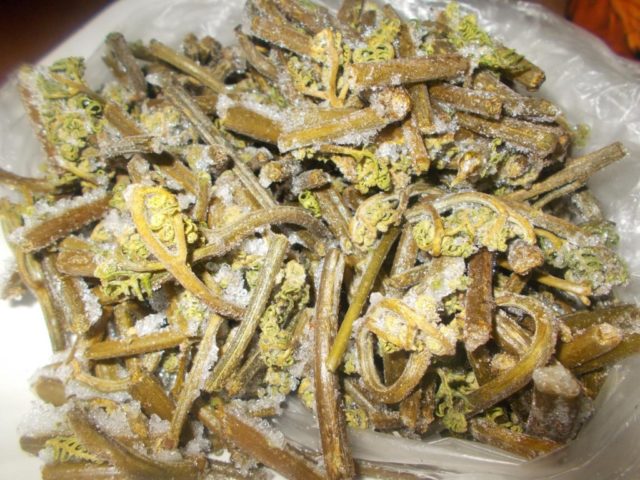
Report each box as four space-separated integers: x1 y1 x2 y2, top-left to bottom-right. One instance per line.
0 0 114 83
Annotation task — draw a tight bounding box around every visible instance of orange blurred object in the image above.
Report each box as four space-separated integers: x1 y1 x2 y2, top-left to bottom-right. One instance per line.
568 0 640 59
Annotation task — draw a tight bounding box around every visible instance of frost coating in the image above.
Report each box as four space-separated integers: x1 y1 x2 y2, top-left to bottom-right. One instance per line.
17 400 70 437
134 312 168 336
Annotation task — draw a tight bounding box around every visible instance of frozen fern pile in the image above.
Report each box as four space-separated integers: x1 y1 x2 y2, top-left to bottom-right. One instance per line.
2 1 639 479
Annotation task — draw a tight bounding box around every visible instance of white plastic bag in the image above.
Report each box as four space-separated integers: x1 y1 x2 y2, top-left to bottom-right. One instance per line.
1 0 639 478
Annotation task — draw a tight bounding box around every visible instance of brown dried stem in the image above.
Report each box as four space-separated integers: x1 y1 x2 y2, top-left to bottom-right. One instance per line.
327 227 400 372
314 249 355 479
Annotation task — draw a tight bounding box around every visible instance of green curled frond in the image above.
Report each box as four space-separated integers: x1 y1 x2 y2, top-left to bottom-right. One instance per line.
298 190 322 218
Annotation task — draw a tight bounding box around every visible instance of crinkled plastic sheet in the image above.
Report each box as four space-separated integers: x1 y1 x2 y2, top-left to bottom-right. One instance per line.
1 0 640 478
